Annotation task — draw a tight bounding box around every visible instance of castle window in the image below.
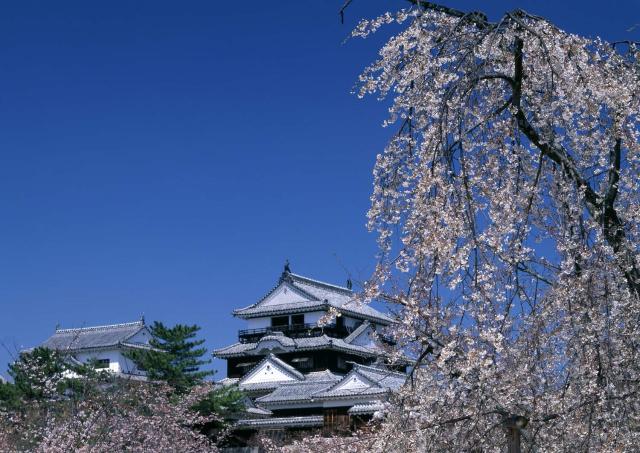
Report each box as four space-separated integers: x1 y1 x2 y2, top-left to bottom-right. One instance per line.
291 314 304 326
271 316 289 327
291 356 313 369
94 359 110 369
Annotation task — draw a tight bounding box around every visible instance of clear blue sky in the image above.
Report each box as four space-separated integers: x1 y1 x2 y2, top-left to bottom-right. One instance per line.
1 0 638 377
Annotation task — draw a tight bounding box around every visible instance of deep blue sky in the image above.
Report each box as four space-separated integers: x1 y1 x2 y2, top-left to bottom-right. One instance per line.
1 0 638 377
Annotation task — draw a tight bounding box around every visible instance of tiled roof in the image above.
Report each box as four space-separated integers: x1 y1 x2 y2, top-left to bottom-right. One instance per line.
254 364 405 405
304 370 343 381
235 416 324 429
354 364 407 389
348 401 385 415
255 379 393 406
213 342 254 356
312 364 406 400
241 396 273 418
224 368 343 394
41 321 149 351
217 377 240 386
255 380 337 404
246 406 272 417
213 334 383 359
233 271 393 325
314 386 390 400
254 332 296 347
233 300 330 317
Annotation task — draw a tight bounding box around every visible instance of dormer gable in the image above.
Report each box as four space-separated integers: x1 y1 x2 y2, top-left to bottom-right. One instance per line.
259 282 315 308
239 353 304 385
344 321 379 348
326 368 378 392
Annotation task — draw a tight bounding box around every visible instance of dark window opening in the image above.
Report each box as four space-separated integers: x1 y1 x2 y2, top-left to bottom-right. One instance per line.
94 359 110 369
271 316 289 327
336 316 344 329
291 356 313 369
291 314 304 326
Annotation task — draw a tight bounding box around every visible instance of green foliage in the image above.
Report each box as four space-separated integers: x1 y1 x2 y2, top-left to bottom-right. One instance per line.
127 322 213 393
0 380 21 411
8 347 67 400
193 385 245 418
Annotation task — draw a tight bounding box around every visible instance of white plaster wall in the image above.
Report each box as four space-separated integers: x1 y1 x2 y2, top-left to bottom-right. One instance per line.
261 285 309 307
74 349 145 375
246 311 327 329
304 311 326 325
242 361 297 384
246 318 271 329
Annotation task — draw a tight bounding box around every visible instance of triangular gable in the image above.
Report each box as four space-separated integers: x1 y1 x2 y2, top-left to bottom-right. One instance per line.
124 326 153 344
258 282 316 308
344 321 376 347
327 369 378 392
239 354 304 385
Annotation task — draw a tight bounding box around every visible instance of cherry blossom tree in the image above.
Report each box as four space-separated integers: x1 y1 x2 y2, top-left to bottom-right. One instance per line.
34 380 221 453
348 1 640 451
0 355 224 452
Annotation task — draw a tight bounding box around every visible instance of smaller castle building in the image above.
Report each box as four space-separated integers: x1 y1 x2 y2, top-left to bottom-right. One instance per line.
40 320 153 378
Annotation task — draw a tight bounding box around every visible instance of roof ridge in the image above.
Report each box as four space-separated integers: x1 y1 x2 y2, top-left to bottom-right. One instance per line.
289 273 353 294
344 320 371 344
55 320 144 333
277 378 340 386
354 363 408 378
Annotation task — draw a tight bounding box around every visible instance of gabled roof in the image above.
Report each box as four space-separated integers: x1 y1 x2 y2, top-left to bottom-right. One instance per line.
344 320 372 344
41 320 150 352
312 364 406 400
233 270 393 325
255 379 337 404
241 396 273 418
238 353 305 387
255 364 405 407
353 364 407 389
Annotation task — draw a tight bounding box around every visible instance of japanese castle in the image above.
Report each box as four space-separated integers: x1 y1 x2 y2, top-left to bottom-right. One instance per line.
214 265 408 437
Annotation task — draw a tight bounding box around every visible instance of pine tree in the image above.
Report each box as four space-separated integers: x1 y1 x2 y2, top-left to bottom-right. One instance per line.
128 322 213 393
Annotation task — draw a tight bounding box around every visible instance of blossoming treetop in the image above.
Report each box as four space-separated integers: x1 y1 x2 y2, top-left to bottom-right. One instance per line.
348 1 640 451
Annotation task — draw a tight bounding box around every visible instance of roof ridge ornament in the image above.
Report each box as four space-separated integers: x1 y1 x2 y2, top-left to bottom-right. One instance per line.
280 259 293 283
